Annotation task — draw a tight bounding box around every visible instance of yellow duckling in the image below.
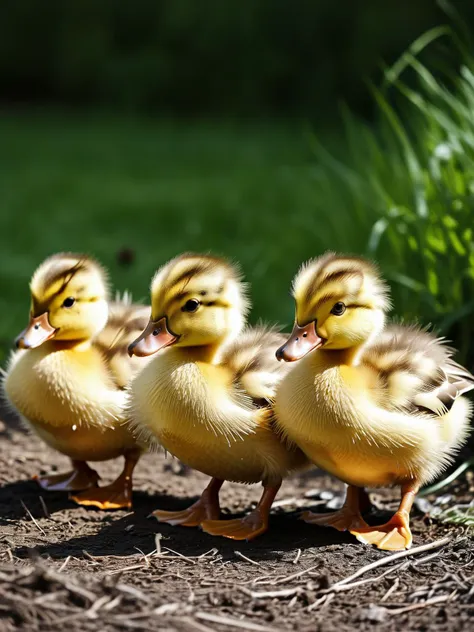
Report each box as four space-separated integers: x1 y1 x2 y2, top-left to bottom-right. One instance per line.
275 252 474 550
3 253 150 509
128 253 307 540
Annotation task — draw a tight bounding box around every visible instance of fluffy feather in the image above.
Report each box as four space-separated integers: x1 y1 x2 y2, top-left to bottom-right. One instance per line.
95 296 151 388
362 324 474 417
218 326 291 405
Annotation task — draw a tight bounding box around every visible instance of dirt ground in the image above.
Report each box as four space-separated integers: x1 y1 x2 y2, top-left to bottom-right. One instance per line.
1 412 473 632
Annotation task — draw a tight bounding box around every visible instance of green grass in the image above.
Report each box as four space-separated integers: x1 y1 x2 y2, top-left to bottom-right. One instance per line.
2 28 474 370
0 112 340 361
309 27 474 364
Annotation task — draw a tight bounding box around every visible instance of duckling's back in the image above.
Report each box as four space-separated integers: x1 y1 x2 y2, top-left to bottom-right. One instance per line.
94 295 151 388
218 326 292 405
362 324 474 418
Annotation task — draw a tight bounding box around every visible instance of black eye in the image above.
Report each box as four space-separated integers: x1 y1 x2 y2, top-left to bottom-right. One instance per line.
182 299 200 313
331 302 346 316
62 297 76 308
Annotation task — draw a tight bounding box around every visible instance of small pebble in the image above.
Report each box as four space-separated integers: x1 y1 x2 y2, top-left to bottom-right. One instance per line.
415 498 432 513
360 605 387 623
326 496 343 510
320 491 335 501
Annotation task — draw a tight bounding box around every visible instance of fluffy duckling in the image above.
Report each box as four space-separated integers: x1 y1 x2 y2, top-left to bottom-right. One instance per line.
275 252 474 550
128 253 307 540
3 253 150 509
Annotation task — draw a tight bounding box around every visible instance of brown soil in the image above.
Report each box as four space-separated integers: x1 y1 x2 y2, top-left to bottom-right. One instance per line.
1 413 473 632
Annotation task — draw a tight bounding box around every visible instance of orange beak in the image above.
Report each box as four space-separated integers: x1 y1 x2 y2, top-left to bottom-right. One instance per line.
128 316 178 357
276 321 324 362
15 313 57 349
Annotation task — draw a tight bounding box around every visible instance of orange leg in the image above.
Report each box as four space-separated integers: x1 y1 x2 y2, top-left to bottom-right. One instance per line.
34 460 100 492
359 487 374 514
301 485 369 531
152 478 223 527
71 451 140 510
352 481 419 551
201 481 280 541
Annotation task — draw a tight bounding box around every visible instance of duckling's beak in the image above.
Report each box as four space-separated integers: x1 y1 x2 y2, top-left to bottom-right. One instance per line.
276 321 323 362
15 313 57 349
128 317 178 357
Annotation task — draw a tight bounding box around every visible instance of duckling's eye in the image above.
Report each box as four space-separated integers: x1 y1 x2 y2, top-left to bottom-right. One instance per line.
331 302 346 316
62 297 76 308
182 299 200 313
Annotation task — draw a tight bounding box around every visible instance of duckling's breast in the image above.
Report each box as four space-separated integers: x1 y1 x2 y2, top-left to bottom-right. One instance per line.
32 422 135 462
275 356 420 487
131 354 301 484
4 346 135 461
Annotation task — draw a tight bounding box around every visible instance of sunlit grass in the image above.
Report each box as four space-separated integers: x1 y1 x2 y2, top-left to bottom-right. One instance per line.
311 27 474 363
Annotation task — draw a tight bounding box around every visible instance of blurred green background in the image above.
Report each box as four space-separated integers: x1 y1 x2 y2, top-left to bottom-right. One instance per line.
1 0 474 367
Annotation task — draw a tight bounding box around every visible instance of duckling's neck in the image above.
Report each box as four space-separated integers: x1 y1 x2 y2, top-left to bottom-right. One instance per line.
321 345 365 367
176 332 238 364
174 343 221 364
49 339 93 352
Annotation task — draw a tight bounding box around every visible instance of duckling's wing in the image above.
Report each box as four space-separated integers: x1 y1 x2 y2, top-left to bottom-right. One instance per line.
94 294 151 388
362 324 474 417
417 359 474 415
218 326 290 406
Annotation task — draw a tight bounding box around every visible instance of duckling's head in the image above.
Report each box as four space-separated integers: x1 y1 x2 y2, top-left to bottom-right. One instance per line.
15 253 109 349
129 253 249 357
277 252 390 362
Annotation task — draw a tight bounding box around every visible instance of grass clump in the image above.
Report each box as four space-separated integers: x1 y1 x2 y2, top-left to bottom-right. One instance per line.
311 26 474 363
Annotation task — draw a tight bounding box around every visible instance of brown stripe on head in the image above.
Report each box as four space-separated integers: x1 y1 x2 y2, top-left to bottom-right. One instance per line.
292 252 390 324
30 253 109 314
150 253 249 319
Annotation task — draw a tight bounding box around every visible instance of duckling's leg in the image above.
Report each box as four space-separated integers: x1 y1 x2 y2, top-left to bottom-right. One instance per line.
201 481 281 541
71 451 141 510
351 481 418 551
301 485 369 531
152 477 223 527
34 460 100 492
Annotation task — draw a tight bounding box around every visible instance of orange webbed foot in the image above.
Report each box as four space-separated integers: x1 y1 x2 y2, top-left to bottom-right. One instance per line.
34 466 100 492
152 493 220 528
301 509 369 532
202 508 269 541
71 483 132 510
152 505 207 527
351 511 412 551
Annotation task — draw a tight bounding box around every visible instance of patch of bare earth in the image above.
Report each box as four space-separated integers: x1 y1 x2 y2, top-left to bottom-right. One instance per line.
1 414 473 632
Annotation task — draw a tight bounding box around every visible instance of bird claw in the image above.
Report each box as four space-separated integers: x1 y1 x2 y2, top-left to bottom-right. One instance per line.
301 509 368 532
202 509 268 541
34 468 99 492
71 483 132 510
351 512 412 550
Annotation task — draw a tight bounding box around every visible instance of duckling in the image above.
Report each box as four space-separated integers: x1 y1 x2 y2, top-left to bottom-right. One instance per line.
274 252 474 550
128 253 307 540
3 253 150 509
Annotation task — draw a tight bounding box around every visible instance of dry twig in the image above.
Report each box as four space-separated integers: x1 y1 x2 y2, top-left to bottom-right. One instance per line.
195 612 285 632
20 500 46 535
234 551 263 567
334 537 451 587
